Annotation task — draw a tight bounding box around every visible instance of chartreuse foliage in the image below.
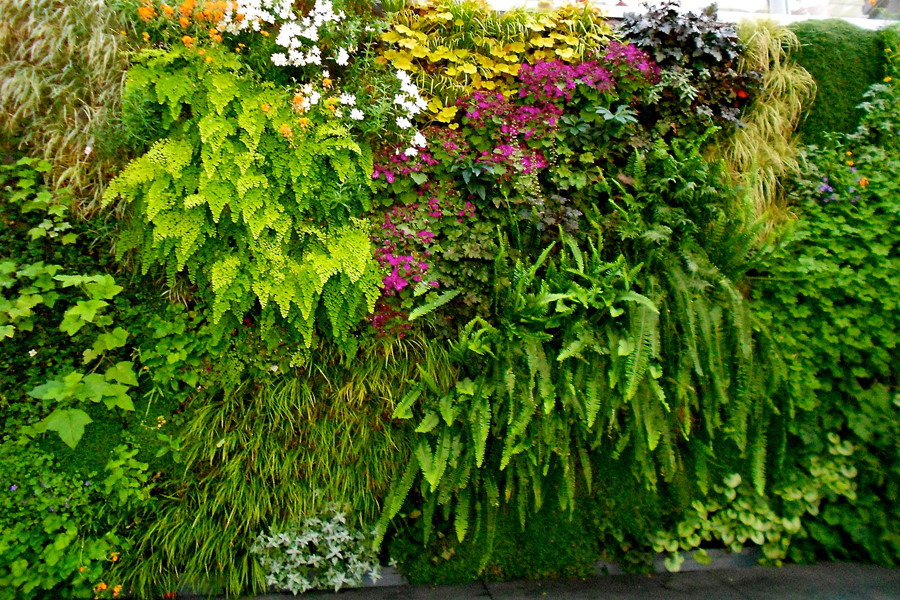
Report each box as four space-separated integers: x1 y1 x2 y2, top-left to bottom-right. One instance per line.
722 19 815 222
380 0 612 111
104 46 382 347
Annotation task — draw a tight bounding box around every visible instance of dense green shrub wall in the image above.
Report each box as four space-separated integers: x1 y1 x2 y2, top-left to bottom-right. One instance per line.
2 1 899 598
790 19 886 144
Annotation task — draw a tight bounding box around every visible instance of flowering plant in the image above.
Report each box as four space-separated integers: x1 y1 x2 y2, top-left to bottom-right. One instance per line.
250 503 381 594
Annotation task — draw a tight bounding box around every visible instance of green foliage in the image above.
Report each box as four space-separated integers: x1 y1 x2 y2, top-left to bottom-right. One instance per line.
721 19 816 223
0 442 150 600
0 0 133 212
105 46 382 347
618 0 757 130
117 337 444 597
790 20 886 144
753 80 900 566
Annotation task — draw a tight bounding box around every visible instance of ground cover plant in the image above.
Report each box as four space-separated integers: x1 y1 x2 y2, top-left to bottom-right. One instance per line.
2 0 899 597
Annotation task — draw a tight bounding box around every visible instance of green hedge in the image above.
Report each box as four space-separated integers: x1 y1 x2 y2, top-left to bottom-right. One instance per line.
791 19 886 144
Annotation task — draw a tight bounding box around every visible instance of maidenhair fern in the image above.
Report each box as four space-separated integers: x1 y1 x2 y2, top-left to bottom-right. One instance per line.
104 47 381 345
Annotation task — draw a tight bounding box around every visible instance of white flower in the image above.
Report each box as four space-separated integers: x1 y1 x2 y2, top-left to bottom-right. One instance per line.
28 349 37 357
335 48 350 66
271 52 289 66
412 131 427 147
404 147 418 157
339 93 356 106
396 116 412 129
309 91 321 105
349 108 364 120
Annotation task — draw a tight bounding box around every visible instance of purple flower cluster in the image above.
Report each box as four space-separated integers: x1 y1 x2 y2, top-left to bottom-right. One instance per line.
819 176 860 203
518 43 658 105
603 40 660 81
460 91 557 175
372 146 439 183
374 204 438 295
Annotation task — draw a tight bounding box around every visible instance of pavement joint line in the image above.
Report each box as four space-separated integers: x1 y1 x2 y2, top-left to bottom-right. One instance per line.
480 579 495 600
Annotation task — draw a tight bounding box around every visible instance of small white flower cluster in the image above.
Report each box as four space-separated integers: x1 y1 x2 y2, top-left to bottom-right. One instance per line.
250 504 381 594
218 0 292 33
219 0 350 68
394 70 428 156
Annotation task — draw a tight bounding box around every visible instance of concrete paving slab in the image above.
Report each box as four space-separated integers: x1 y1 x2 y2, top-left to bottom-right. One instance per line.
200 563 900 600
709 563 900 600
486 571 747 600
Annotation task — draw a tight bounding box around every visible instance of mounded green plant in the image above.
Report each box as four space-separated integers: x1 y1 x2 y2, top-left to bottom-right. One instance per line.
790 19 885 144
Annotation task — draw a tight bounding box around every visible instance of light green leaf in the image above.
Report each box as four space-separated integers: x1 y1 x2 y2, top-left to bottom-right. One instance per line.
44 408 93 449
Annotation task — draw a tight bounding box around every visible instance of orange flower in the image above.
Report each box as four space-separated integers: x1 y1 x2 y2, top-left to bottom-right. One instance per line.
298 117 310 130
113 585 123 597
137 4 157 21
110 552 119 562
213 34 223 43
847 160 854 166
79 566 86 573
860 177 870 187
885 76 893 83
261 103 271 113
182 35 194 47
260 30 269 37
179 0 196 17
161 3 175 17
94 582 108 592
280 124 294 140
846 151 853 156
322 78 332 89
235 12 245 21
179 16 191 26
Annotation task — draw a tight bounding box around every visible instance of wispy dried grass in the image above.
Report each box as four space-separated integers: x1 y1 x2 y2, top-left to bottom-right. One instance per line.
720 19 817 229
0 0 132 214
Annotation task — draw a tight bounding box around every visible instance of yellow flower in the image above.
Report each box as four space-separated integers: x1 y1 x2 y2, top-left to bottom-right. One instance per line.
142 31 150 42
884 76 893 83
206 56 213 63
261 102 271 113
322 78 332 89
182 35 194 47
846 151 853 156
847 160 854 166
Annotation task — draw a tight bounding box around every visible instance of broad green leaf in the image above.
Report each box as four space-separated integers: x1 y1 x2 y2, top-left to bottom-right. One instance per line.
44 408 93 449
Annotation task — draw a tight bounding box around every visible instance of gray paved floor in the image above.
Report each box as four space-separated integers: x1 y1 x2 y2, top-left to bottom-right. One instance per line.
242 563 900 600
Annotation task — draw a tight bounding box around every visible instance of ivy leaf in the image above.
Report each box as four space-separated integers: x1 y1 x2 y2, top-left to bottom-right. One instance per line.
43 408 93 449
0 325 14 338
84 327 130 362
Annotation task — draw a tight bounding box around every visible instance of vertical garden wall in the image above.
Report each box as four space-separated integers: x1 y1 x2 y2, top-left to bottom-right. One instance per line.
0 1 898 598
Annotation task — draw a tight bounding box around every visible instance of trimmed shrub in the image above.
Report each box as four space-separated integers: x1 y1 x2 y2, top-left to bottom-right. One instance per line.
790 19 885 144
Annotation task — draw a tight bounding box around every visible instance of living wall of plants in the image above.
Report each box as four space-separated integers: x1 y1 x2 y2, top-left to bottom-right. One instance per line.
1 0 898 597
